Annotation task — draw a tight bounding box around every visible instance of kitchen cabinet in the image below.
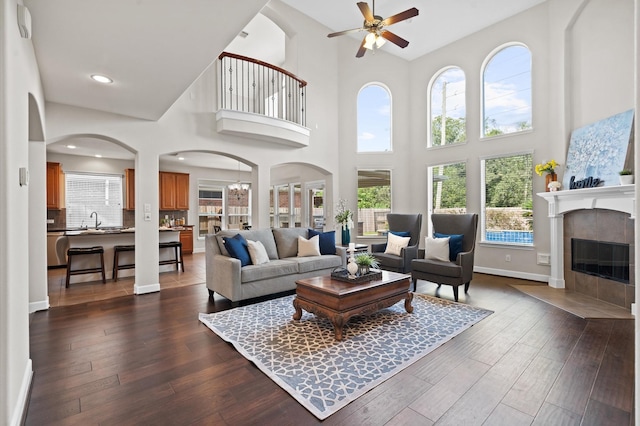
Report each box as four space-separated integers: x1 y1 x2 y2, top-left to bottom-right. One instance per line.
125 168 135 210
180 226 193 254
46 162 65 209
159 171 189 210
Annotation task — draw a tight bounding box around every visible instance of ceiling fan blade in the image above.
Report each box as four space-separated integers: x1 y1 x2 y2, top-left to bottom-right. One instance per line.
357 2 375 23
380 31 410 48
356 36 368 58
380 7 419 26
328 27 362 38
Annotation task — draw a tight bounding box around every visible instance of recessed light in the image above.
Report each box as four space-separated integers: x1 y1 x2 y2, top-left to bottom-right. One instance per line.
91 74 113 84
95 154 102 158
178 157 185 161
66 144 76 149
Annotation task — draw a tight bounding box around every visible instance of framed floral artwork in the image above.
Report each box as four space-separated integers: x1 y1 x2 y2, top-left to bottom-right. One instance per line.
562 109 634 189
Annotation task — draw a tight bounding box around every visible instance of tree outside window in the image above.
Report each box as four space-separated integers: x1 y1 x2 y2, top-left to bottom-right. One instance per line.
430 67 466 147
357 170 391 236
429 162 467 215
482 153 533 245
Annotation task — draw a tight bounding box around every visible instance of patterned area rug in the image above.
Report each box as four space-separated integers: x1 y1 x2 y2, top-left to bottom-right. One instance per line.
199 294 493 420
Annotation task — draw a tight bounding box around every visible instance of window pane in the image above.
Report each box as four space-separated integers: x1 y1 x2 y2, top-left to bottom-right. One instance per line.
228 187 251 230
277 185 290 228
483 45 532 136
483 154 533 245
357 84 391 152
430 68 466 147
357 170 391 236
65 172 123 228
430 162 467 214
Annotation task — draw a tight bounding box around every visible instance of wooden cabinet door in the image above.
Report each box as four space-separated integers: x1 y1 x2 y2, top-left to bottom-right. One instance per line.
159 172 177 210
175 173 190 210
46 162 61 209
125 168 135 210
180 228 193 254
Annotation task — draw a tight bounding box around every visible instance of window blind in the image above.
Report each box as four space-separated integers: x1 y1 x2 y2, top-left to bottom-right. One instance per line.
65 172 123 228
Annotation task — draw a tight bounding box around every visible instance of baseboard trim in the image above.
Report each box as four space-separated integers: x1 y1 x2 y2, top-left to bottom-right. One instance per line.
11 359 33 426
134 283 161 294
474 266 549 283
193 247 205 254
29 297 49 313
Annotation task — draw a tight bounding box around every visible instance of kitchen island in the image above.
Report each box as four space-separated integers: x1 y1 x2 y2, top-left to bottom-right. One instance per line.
63 227 183 283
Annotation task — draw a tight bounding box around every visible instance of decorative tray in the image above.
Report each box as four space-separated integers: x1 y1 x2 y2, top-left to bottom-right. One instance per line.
330 268 382 283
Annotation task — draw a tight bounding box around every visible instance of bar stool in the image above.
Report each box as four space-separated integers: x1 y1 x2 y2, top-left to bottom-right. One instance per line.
113 244 135 281
66 246 106 287
159 241 184 272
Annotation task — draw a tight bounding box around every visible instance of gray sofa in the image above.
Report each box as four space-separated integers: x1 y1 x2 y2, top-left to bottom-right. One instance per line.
205 227 346 304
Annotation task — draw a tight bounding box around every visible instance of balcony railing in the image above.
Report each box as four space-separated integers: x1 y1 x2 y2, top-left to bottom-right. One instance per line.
218 52 307 127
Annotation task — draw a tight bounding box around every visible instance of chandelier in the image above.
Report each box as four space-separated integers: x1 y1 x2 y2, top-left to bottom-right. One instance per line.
228 161 249 197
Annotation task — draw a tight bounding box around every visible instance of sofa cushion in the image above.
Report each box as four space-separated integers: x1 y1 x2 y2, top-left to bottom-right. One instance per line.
296 255 342 274
272 228 308 259
297 235 321 257
241 259 299 283
308 229 336 255
223 234 252 266
247 240 270 265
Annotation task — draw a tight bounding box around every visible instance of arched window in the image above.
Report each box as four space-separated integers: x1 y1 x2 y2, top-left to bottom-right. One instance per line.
357 84 392 152
482 44 532 137
429 67 466 147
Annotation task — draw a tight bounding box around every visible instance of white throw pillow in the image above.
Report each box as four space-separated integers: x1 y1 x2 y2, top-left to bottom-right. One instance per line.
425 236 450 262
247 240 270 265
297 235 321 257
384 232 411 256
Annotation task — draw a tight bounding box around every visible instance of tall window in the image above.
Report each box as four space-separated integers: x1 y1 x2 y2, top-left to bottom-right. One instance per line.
429 162 467 215
429 67 466 147
227 187 251 230
65 172 123 228
198 185 223 237
357 84 391 152
357 170 391 236
482 153 533 245
482 44 532 137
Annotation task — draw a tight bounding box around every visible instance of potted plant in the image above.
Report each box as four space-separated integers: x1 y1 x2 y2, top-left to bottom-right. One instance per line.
335 199 354 244
354 252 379 276
535 159 559 192
619 169 633 185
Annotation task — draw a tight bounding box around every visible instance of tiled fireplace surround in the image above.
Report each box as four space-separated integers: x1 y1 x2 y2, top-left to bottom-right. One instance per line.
539 185 635 310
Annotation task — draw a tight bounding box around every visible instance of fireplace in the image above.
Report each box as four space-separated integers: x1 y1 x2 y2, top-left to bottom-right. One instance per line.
571 238 630 284
538 185 635 310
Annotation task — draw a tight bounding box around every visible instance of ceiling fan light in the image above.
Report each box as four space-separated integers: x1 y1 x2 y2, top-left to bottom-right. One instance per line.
375 35 386 48
364 32 376 49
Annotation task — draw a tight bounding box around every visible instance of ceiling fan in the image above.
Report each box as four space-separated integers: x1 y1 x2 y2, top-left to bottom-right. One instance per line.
327 1 419 58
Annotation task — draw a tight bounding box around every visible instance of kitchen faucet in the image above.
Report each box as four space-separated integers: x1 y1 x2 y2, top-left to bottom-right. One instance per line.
90 211 101 229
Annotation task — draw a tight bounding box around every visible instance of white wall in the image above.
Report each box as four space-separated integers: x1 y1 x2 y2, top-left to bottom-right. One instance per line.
1 0 46 423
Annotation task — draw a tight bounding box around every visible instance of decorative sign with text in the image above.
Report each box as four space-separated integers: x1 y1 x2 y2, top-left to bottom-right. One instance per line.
569 176 602 189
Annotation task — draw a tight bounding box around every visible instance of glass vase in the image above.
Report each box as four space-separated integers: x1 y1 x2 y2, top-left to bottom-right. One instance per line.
341 226 350 245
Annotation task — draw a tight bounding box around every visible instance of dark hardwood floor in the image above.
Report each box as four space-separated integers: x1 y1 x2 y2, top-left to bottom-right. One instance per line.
27 272 634 425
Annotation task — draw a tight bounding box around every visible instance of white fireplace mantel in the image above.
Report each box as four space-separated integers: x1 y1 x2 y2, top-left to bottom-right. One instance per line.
537 184 635 288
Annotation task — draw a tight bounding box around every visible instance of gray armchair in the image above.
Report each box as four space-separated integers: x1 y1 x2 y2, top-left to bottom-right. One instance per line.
371 213 422 273
411 213 478 301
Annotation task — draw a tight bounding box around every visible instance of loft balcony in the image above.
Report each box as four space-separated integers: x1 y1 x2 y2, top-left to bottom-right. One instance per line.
216 52 310 147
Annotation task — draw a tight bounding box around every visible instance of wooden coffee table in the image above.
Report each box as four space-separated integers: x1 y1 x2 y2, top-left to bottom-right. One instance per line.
293 270 413 341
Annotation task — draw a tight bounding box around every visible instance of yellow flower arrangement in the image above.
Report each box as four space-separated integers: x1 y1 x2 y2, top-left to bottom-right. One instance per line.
535 159 558 176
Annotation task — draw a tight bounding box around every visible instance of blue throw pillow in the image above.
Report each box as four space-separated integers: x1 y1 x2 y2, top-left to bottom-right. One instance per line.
390 231 411 238
308 229 336 255
223 234 252 266
434 232 463 262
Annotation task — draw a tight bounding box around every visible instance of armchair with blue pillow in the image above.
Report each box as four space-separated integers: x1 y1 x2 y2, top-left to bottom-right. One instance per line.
371 213 422 273
411 213 478 302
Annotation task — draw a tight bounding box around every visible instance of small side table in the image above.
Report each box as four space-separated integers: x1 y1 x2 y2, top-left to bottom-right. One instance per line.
339 243 369 254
